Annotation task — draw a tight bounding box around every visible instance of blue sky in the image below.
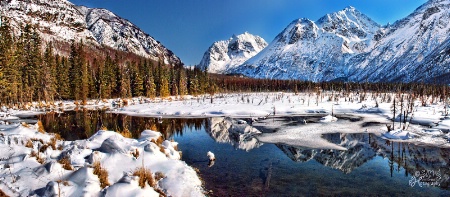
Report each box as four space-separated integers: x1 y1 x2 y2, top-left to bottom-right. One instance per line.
69 0 427 66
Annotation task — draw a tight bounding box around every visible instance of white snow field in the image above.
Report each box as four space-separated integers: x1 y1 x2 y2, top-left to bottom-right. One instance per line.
0 123 204 196
112 92 450 148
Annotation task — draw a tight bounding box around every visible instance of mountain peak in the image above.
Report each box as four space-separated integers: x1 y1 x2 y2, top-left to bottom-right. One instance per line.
1 0 181 65
198 32 267 73
343 6 356 12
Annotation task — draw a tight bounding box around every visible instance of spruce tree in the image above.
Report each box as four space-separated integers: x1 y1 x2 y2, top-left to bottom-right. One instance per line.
159 66 170 98
178 68 188 96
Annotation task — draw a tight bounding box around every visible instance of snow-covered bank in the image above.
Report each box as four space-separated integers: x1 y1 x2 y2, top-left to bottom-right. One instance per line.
0 123 204 196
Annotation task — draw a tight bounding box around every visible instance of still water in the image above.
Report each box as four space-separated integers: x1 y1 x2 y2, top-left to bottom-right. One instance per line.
34 110 450 196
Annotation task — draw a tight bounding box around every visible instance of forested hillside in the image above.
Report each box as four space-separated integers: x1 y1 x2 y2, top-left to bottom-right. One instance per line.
0 19 216 106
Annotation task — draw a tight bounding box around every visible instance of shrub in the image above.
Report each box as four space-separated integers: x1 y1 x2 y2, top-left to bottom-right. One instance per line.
133 167 155 188
93 161 110 188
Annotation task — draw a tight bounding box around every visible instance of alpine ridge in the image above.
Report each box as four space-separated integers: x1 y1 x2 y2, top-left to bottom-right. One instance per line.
226 0 450 83
0 0 181 65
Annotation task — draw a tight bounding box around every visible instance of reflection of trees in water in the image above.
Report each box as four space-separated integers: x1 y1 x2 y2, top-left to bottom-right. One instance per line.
38 110 207 141
371 137 450 189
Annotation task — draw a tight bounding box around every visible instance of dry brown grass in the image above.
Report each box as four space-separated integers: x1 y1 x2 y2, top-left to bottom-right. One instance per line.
123 99 129 106
53 133 63 141
0 188 10 197
39 144 49 153
21 122 30 128
93 161 110 188
30 151 38 158
37 157 45 164
31 138 44 144
118 128 133 138
132 148 140 159
58 156 74 171
159 146 166 154
100 125 108 131
150 136 164 147
49 137 57 150
56 179 70 186
133 167 155 188
25 140 33 148
37 120 45 133
154 172 165 182
150 124 158 131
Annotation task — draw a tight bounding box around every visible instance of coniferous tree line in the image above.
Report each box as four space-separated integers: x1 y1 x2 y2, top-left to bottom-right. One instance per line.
1 20 449 106
0 20 217 106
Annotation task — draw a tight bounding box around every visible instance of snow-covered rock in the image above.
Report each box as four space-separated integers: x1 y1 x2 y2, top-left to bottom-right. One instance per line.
198 32 267 73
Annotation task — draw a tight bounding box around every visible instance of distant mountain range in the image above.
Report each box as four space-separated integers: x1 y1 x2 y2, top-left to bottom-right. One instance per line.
2 0 449 83
201 0 450 83
0 0 181 65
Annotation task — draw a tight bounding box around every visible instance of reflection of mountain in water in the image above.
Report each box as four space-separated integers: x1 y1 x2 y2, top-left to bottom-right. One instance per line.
206 117 263 151
278 132 450 189
278 133 376 173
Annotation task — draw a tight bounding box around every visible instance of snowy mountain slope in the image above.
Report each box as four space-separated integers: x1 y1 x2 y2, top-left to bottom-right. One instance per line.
229 0 450 83
198 32 267 73
77 6 180 65
0 0 181 65
347 0 450 82
230 6 380 81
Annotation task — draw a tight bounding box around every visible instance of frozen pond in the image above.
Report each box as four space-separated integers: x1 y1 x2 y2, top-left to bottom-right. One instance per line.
21 110 450 196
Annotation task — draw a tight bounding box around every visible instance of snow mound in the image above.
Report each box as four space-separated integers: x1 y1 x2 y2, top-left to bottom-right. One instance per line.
382 130 413 140
320 115 338 122
0 124 203 196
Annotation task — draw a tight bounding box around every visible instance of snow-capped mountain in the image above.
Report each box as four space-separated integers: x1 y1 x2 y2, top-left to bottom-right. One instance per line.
347 0 450 82
230 6 380 81
198 32 267 74
229 0 450 83
0 0 181 65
